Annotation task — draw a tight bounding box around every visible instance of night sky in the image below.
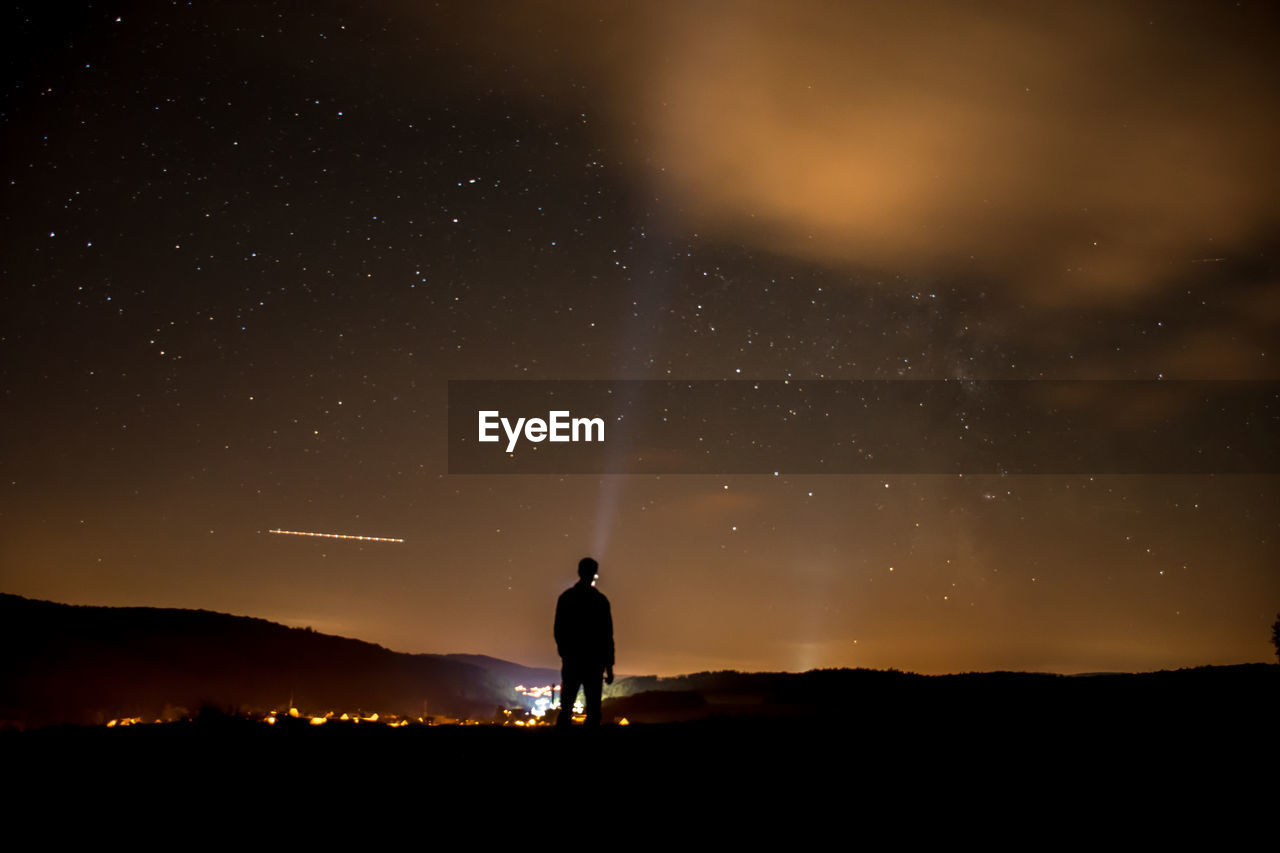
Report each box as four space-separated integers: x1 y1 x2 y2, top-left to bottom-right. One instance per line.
3 1 1278 675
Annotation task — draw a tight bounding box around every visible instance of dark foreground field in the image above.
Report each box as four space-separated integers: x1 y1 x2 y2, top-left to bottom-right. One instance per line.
6 654 1276 831
6 694 1274 831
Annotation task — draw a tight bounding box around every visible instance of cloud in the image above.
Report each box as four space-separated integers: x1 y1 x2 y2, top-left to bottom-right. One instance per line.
460 1 1280 306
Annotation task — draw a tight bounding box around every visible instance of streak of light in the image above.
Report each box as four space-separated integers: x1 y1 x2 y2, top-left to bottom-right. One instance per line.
268 528 405 543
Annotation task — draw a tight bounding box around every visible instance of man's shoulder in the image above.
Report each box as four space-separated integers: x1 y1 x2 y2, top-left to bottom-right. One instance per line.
559 583 608 604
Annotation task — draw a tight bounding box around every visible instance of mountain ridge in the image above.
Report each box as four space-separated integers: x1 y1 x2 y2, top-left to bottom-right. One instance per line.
0 592 557 727
3 592 1276 729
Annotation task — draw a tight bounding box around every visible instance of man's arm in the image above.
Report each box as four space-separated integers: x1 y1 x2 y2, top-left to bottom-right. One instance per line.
603 597 614 681
553 593 565 659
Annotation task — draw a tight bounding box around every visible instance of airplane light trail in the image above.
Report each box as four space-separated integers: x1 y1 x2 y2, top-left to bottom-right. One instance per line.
269 528 405 543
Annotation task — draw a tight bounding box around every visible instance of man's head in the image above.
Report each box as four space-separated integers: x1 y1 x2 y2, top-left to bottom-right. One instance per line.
578 557 599 583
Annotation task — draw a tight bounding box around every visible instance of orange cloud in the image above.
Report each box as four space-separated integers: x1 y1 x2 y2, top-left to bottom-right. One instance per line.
455 1 1280 305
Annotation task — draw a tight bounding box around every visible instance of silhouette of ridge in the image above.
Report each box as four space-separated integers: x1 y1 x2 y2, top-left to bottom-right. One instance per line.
3 593 1277 731
0 593 555 727
601 663 1279 724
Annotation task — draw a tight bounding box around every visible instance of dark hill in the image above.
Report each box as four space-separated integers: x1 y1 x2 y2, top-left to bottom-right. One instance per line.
436 653 559 690
5 593 1277 731
0 593 530 727
603 664 1280 725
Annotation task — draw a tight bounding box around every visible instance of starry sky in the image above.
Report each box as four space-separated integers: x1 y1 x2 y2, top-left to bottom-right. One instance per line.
3 1 1278 675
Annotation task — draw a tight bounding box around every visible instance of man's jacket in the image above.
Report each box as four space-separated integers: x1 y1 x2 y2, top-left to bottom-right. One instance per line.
554 581 615 666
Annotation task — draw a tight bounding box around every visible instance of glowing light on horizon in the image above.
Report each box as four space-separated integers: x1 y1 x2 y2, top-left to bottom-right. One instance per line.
269 528 405 543
100 706 557 728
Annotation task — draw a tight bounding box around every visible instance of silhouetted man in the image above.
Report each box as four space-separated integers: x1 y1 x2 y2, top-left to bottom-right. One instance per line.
554 557 614 727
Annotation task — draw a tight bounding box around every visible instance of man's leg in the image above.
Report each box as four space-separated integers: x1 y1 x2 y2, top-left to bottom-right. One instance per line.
557 663 582 728
582 666 603 727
